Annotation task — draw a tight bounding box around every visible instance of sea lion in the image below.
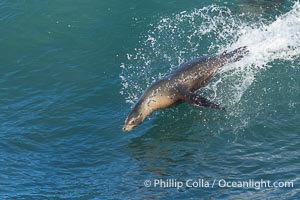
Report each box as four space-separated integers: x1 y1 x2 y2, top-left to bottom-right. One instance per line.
123 47 248 131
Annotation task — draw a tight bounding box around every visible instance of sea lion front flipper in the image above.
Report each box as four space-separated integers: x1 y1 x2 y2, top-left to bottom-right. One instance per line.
179 89 224 110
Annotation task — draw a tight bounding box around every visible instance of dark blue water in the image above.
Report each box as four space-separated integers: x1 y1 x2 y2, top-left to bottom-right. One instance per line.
0 0 299 199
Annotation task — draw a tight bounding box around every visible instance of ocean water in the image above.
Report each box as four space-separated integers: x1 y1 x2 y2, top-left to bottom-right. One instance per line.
0 0 299 199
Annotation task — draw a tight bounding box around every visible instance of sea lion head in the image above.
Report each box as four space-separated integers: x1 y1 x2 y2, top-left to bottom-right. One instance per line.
122 81 170 131
123 101 146 131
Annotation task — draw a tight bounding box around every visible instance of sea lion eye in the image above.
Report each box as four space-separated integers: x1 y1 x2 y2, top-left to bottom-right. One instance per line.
129 120 135 125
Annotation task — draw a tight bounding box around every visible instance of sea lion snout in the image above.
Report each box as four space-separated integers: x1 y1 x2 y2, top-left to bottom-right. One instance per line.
123 124 135 131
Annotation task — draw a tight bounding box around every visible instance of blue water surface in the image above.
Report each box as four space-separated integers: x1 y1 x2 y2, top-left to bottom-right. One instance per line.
0 0 299 199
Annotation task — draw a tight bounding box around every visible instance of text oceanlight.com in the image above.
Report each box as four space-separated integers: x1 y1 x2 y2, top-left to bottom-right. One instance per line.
143 179 294 190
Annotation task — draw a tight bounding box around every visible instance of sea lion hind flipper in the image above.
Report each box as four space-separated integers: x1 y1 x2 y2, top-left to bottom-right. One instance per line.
179 89 224 110
222 46 249 63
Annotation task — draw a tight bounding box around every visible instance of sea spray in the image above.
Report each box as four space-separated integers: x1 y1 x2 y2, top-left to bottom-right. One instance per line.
120 2 300 133
216 1 300 104
120 5 238 105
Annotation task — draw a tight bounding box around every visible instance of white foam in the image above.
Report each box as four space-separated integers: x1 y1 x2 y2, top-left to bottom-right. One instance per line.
217 1 300 104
